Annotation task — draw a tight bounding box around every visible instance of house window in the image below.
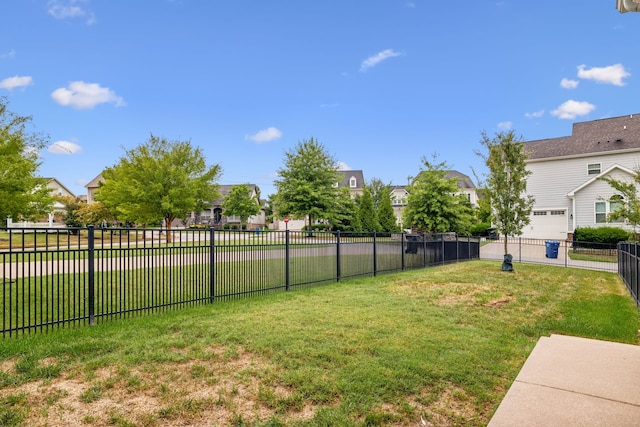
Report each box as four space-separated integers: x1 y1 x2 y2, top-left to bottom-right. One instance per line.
550 210 565 216
533 211 547 216
349 176 357 188
587 163 601 175
595 195 624 223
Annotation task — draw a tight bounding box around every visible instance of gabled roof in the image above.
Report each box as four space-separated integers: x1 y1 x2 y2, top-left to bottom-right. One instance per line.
444 170 476 189
566 164 636 197
45 178 76 198
213 184 260 205
337 170 365 189
525 114 640 161
85 173 104 189
413 170 476 189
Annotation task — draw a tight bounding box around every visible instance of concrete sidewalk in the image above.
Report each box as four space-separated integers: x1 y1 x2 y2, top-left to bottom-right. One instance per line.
489 334 640 426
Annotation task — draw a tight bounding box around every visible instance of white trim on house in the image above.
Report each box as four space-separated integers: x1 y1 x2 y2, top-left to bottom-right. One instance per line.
566 164 635 197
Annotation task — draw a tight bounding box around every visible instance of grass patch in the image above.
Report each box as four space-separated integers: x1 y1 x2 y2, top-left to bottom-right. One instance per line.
568 248 618 263
0 261 637 426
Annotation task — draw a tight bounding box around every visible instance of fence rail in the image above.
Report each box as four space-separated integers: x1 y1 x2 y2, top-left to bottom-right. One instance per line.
618 242 640 306
1 227 479 337
479 237 619 273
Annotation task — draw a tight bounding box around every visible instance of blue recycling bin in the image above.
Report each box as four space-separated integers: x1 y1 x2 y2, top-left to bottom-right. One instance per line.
545 240 560 258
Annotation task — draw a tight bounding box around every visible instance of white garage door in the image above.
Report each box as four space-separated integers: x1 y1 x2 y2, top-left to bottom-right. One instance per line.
523 209 567 240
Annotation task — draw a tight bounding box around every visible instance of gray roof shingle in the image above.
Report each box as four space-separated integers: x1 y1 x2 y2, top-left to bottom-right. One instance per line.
525 114 640 160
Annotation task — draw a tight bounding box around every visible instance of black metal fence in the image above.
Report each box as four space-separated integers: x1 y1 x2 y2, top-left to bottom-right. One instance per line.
1 227 479 337
617 242 640 306
479 237 619 273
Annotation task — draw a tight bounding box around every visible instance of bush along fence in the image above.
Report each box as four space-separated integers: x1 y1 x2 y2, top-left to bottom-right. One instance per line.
1 227 479 337
618 242 640 307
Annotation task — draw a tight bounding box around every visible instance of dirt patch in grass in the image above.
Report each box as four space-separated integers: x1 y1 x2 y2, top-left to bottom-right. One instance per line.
0 345 319 426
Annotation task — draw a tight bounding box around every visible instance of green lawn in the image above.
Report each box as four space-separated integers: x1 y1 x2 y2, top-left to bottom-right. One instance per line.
0 260 637 426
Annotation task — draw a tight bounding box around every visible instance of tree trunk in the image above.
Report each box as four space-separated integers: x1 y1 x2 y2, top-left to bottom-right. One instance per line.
503 233 508 255
165 216 173 244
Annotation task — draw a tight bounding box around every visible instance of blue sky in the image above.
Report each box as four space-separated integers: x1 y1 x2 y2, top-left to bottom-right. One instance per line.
1 1 639 198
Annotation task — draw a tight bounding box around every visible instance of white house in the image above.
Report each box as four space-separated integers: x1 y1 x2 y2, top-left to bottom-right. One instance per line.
523 113 640 239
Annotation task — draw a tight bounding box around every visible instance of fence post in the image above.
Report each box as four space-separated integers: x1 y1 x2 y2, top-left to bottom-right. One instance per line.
285 230 290 291
565 240 568 268
517 237 521 264
401 233 405 271
336 231 341 282
441 234 445 265
456 234 459 263
373 231 378 276
422 233 427 267
209 227 215 304
631 242 640 306
87 225 95 326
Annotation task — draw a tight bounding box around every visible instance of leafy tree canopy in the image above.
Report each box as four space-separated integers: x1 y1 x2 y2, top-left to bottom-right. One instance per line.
222 184 261 226
357 184 380 232
0 97 54 225
97 134 221 238
598 172 640 235
369 178 400 233
476 130 534 254
403 156 474 234
273 137 340 230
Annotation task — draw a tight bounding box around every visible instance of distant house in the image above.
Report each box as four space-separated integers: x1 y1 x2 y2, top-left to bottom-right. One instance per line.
46 178 76 221
85 173 104 204
523 113 640 239
273 170 366 231
390 170 478 228
335 169 365 197
8 178 75 228
390 185 409 227
191 184 266 229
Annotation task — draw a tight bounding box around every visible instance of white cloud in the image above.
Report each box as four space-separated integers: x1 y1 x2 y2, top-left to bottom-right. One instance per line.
337 161 351 170
48 0 96 25
551 100 596 120
51 81 125 109
525 110 544 119
360 49 402 72
48 140 82 154
245 127 282 143
497 121 512 131
577 64 630 86
0 49 16 60
0 75 33 90
560 78 579 89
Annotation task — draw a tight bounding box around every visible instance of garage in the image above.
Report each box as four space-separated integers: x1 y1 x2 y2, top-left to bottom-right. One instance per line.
523 209 568 240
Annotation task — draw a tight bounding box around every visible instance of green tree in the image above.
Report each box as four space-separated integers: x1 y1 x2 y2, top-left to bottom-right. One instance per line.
357 185 380 232
599 172 640 235
222 184 261 228
0 97 54 225
274 137 340 233
403 156 474 234
477 130 534 255
96 134 222 241
77 201 115 226
57 195 83 228
368 177 399 232
367 178 388 210
324 186 359 232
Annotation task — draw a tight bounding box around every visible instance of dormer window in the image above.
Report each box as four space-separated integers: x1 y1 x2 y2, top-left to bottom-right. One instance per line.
349 176 357 188
332 182 339 188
